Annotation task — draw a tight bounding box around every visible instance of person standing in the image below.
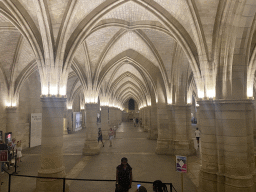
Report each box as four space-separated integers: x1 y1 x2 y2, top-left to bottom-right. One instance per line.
108 128 114 147
16 141 22 163
98 128 104 147
195 128 200 148
135 118 139 127
116 157 132 192
153 180 168 192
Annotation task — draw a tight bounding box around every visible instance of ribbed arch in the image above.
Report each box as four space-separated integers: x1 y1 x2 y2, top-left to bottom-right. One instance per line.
108 72 149 97
63 0 202 92
114 81 146 101
121 92 142 106
97 50 159 99
14 60 38 97
71 60 88 90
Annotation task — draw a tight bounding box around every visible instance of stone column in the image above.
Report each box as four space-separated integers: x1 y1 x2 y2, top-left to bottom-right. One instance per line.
114 108 119 128
81 109 85 129
83 104 100 155
172 104 195 156
155 103 172 154
108 107 114 127
199 100 255 192
148 104 157 140
6 107 18 139
101 106 109 140
119 109 122 125
144 106 150 132
142 108 146 128
67 109 72 131
36 97 68 192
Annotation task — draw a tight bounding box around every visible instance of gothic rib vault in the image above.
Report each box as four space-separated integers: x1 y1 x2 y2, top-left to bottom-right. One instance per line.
0 0 256 191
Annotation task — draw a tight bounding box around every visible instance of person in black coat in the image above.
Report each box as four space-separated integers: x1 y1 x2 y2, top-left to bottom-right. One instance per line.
116 157 132 192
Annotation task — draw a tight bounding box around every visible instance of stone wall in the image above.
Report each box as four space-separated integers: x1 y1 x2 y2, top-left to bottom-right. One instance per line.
0 75 7 140
18 71 41 149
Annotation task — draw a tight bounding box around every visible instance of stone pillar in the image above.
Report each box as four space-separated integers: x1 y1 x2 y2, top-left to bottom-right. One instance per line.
199 100 255 192
114 108 119 127
36 97 68 192
155 103 172 154
142 108 146 128
101 106 109 140
83 104 100 155
6 107 18 139
67 109 72 131
119 109 122 125
148 104 157 140
81 109 85 129
109 107 115 128
172 104 195 156
144 107 150 132
253 101 256 139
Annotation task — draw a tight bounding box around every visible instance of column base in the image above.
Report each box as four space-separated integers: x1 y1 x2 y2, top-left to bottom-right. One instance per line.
83 140 100 156
155 139 173 155
199 169 255 192
143 126 149 132
147 129 157 140
35 166 69 192
102 131 109 140
173 140 196 156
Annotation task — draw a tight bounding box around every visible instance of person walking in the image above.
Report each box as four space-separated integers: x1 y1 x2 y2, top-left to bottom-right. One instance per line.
116 157 132 192
98 128 104 147
195 127 200 148
108 128 114 147
135 118 139 127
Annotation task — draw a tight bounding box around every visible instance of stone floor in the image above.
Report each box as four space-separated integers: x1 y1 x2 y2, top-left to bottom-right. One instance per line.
0 122 199 192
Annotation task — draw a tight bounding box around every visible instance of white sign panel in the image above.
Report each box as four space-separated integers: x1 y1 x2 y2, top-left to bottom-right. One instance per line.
73 112 82 132
30 113 42 148
176 155 187 173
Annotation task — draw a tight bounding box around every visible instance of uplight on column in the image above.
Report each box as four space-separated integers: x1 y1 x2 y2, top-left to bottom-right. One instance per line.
59 86 66 96
5 102 11 107
247 87 253 98
42 86 48 95
198 90 204 98
50 86 57 95
207 89 215 99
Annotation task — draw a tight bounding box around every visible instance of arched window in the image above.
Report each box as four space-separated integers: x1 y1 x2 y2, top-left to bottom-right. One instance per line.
128 99 135 110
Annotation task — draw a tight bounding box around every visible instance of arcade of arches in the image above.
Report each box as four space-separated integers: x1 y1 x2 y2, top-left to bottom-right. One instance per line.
0 0 256 191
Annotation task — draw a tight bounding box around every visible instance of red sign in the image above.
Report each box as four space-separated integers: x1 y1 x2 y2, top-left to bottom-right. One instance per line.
0 150 8 162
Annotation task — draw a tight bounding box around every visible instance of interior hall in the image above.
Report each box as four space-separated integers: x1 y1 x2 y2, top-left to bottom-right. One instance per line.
0 0 256 192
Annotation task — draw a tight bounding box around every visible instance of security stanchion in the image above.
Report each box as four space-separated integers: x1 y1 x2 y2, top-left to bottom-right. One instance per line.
12 155 19 175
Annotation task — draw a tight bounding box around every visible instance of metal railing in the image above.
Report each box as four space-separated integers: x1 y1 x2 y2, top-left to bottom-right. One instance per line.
7 173 177 192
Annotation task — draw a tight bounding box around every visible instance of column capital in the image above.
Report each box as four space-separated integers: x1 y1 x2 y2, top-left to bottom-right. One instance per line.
6 107 18 112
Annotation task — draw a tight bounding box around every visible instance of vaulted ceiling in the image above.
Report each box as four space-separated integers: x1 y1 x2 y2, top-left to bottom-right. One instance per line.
0 0 255 108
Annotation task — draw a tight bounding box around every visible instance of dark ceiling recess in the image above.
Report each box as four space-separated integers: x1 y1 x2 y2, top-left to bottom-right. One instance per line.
129 99 135 110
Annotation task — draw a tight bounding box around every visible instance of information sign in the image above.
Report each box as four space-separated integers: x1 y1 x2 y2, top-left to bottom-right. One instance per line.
176 155 187 173
0 150 8 162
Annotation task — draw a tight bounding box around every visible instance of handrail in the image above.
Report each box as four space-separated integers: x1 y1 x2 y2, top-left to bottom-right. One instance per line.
8 173 178 192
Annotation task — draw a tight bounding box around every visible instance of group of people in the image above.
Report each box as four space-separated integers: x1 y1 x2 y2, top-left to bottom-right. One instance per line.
115 157 168 192
97 126 117 147
0 138 22 173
